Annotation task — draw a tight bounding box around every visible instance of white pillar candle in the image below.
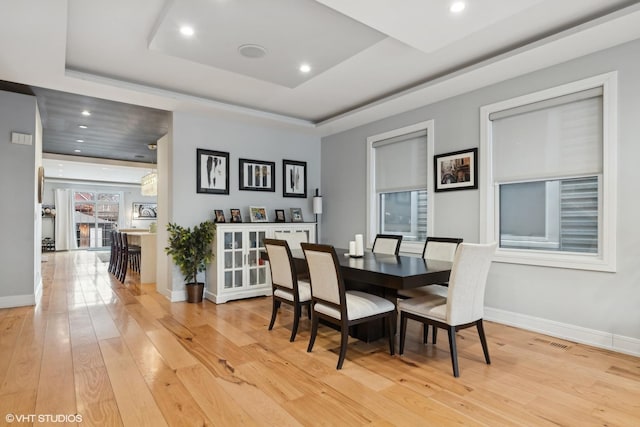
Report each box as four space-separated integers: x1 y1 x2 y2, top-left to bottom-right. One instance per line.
349 241 356 256
355 234 364 256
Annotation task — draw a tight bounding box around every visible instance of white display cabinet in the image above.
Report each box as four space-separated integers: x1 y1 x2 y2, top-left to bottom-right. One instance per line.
206 222 316 303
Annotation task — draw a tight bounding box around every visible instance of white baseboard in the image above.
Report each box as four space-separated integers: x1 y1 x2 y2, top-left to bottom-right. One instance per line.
485 307 640 357
169 289 187 302
0 293 36 309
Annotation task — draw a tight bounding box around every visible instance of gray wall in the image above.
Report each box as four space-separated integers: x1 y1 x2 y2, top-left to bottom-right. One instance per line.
167 112 321 293
0 90 38 302
321 39 640 341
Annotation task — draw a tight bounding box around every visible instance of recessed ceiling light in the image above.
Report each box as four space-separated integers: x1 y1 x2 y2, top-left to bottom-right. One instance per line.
78 125 87 129
180 25 195 37
81 110 91 116
450 1 466 13
58 164 63 167
76 139 84 143
299 63 311 73
74 149 82 153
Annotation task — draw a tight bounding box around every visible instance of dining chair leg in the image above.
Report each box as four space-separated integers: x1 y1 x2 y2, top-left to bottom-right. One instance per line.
447 326 459 377
477 319 491 365
290 305 301 342
307 305 312 319
387 315 395 356
432 327 438 344
307 313 319 352
268 299 280 331
399 312 408 355
337 327 349 369
423 324 429 344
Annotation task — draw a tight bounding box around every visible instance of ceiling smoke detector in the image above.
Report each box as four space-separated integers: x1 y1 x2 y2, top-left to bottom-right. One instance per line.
238 44 267 59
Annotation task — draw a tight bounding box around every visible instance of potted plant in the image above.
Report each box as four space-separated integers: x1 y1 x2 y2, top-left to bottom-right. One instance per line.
165 221 216 303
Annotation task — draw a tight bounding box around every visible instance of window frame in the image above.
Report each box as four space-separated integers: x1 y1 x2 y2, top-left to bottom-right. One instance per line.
480 72 617 271
366 120 435 254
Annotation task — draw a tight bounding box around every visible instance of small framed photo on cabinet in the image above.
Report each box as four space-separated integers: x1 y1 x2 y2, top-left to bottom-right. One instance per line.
290 208 303 222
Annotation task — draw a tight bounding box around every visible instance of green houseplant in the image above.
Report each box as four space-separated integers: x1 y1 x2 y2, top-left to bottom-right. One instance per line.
165 221 216 303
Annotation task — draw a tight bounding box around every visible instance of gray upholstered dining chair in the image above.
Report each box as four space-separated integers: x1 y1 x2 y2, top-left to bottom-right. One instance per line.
398 236 463 299
301 243 396 369
372 234 402 255
264 238 312 342
398 242 497 377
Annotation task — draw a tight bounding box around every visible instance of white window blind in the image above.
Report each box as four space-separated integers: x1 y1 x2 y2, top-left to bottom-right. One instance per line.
373 129 427 192
491 90 603 182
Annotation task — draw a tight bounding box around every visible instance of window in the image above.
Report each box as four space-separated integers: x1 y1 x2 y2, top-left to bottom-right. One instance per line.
480 73 617 271
367 121 434 253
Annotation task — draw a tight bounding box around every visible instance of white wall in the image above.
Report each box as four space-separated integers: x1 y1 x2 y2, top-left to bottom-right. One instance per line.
0 90 39 307
166 112 321 299
321 39 640 352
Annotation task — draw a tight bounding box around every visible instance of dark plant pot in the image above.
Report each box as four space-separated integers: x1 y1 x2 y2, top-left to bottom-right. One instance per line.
186 282 204 303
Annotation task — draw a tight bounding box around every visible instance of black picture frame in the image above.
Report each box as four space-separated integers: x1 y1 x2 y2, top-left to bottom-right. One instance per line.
197 149 229 195
239 158 275 192
434 148 478 192
283 159 307 198
214 209 226 223
230 208 242 223
274 209 285 222
132 203 158 219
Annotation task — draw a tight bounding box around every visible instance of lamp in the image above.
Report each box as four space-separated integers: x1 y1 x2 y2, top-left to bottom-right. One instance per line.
141 143 158 196
313 188 323 242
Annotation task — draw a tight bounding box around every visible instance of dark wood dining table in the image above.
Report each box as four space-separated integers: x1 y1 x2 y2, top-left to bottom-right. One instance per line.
263 247 453 341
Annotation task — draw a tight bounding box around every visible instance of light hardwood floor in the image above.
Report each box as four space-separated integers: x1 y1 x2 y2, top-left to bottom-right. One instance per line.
1 251 639 426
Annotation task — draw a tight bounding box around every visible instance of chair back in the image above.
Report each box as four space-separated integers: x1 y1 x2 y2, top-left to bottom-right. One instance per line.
274 231 308 250
423 237 463 262
372 234 402 255
301 243 344 307
446 242 497 325
264 239 296 291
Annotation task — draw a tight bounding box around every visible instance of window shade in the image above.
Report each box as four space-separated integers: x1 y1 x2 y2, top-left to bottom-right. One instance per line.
374 130 427 192
491 93 602 182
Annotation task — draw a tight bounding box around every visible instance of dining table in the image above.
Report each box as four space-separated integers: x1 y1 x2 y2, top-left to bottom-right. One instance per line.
263 247 453 341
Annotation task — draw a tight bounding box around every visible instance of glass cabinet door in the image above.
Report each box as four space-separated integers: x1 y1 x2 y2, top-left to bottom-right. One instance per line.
246 230 267 287
223 231 244 289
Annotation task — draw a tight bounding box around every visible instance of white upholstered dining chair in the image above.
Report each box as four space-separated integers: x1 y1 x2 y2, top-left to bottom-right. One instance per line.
264 238 312 342
372 234 402 255
398 236 463 299
301 243 396 369
398 242 497 377
274 231 308 251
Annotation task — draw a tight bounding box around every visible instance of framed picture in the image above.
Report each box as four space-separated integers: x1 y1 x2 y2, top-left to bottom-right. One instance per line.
132 203 157 219
214 209 226 223
197 149 229 195
290 207 303 222
249 206 268 222
274 209 286 222
230 208 242 223
283 159 307 198
239 158 275 192
434 148 478 192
